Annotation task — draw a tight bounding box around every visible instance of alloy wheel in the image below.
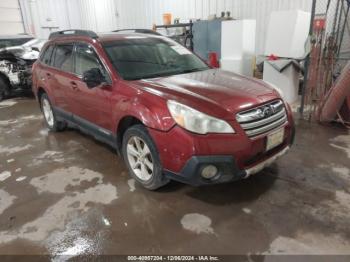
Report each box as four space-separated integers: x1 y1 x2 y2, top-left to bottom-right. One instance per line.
126 136 154 181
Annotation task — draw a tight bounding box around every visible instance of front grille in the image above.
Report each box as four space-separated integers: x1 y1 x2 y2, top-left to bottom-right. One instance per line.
236 100 287 137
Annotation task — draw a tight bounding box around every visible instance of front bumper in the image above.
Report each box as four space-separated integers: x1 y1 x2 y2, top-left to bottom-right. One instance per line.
148 108 295 186
164 145 290 186
244 145 290 177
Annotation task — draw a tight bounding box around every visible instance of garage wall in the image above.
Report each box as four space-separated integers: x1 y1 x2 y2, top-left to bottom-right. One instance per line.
76 0 313 54
112 0 313 55
19 0 313 54
0 0 25 35
19 0 82 39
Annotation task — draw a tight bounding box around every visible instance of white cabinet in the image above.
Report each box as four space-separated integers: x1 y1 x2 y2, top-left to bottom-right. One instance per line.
220 19 256 77
221 20 256 59
264 10 311 59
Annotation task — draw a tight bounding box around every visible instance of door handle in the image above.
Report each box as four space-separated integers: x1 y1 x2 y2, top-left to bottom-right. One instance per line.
70 81 78 90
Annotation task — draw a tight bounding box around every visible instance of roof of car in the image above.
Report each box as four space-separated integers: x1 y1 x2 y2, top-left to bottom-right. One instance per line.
0 34 33 40
48 29 163 43
97 32 163 42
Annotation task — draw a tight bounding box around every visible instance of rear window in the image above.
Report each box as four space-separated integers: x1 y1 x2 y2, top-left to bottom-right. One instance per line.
52 44 74 72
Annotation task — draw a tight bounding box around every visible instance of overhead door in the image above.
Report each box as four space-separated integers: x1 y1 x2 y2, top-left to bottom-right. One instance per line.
0 0 24 35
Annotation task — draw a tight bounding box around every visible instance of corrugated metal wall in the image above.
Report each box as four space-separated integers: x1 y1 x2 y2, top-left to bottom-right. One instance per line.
111 0 313 54
19 0 81 39
0 0 24 35
78 0 118 32
20 0 313 54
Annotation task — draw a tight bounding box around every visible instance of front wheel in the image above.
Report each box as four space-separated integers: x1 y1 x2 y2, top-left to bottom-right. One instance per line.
40 93 66 131
122 125 169 190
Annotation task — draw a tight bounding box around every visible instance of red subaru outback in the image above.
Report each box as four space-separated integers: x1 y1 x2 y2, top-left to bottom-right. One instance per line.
32 30 295 190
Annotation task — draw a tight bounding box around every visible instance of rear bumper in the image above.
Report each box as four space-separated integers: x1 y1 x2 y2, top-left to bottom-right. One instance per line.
164 145 290 186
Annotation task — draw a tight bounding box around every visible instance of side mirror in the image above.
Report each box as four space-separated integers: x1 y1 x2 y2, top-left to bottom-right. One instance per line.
82 68 105 88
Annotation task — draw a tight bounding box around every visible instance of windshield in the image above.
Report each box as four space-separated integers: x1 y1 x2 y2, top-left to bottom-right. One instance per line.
103 37 209 80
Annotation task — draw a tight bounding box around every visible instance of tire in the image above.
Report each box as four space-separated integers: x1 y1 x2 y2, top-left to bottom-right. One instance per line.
122 124 170 190
0 89 4 102
40 93 66 132
0 76 10 102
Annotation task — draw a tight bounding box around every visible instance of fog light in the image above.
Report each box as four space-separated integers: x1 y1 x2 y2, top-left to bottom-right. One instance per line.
201 165 218 179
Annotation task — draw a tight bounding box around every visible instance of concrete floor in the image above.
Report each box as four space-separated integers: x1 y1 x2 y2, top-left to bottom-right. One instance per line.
0 97 350 257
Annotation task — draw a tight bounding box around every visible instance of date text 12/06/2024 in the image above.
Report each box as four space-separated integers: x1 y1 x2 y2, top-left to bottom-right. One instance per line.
127 255 220 261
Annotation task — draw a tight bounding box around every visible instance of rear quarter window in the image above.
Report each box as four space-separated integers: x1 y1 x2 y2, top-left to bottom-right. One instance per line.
40 45 54 65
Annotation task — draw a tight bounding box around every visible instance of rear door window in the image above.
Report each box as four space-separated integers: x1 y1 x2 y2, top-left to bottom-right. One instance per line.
52 44 74 73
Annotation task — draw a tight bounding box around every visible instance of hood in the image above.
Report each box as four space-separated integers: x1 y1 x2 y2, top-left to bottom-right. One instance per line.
22 39 46 51
134 69 280 119
0 45 40 61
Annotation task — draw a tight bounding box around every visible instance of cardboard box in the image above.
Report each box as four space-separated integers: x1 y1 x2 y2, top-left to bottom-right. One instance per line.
263 60 299 104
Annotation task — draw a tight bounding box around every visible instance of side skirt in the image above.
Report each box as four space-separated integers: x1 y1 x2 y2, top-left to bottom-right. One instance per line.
54 107 118 151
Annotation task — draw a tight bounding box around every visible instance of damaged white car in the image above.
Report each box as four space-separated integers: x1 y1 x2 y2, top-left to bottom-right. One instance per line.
0 36 46 101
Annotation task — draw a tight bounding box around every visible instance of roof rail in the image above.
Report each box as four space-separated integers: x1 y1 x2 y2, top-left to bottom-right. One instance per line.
49 30 98 40
113 29 161 36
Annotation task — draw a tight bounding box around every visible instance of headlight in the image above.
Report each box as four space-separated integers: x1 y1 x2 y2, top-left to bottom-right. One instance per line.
167 100 235 134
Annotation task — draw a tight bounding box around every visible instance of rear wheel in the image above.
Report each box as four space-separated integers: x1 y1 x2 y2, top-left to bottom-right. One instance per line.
0 77 10 102
0 90 4 102
40 93 66 131
122 124 170 190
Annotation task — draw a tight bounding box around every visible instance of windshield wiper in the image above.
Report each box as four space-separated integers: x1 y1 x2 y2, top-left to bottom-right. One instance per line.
179 67 209 74
125 71 179 80
125 67 209 81
140 71 179 79
112 59 163 65
112 59 179 68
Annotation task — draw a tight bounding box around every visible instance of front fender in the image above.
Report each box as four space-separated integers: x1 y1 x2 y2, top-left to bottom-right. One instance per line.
112 90 176 132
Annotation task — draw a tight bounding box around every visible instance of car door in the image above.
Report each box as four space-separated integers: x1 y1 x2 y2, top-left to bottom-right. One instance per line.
47 43 75 114
70 43 113 133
